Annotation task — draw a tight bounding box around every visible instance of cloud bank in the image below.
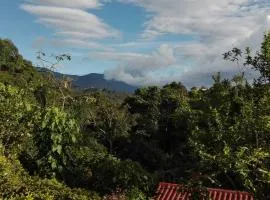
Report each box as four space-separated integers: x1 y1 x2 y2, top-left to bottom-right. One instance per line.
102 0 270 86
89 44 176 85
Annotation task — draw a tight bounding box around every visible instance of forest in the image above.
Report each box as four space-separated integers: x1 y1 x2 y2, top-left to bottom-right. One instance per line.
1 32 270 200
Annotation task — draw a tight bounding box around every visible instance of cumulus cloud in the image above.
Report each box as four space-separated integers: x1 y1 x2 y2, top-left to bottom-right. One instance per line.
104 0 270 86
119 0 270 40
22 0 270 86
88 44 177 85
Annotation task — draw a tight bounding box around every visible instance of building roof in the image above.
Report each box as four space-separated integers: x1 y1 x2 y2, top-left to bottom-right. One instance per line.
155 182 254 200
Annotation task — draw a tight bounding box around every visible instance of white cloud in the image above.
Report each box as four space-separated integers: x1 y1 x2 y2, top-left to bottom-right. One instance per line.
21 0 120 60
51 39 114 51
105 0 270 86
22 0 270 86
32 36 113 51
21 4 120 40
118 0 270 41
23 0 101 9
89 44 177 85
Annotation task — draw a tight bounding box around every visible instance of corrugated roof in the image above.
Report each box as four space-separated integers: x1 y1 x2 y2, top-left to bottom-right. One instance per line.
155 182 254 200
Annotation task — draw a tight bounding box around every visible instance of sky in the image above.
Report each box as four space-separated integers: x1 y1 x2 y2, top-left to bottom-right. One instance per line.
1 0 270 87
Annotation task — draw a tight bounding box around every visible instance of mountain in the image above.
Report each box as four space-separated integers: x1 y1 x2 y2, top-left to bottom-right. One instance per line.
37 68 137 93
72 73 137 93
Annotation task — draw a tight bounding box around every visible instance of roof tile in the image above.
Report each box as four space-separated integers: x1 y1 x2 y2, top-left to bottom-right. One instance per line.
155 182 254 200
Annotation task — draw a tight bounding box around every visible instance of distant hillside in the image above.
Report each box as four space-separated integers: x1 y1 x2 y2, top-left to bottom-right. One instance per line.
37 68 137 93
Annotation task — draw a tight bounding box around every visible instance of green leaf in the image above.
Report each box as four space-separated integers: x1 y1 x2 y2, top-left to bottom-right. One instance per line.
71 135 76 143
51 160 57 170
56 145 62 155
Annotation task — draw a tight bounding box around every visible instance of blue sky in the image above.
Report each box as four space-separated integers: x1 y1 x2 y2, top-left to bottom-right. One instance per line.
1 0 270 87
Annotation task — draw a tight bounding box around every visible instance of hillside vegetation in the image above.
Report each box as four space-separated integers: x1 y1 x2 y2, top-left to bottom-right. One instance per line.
1 33 270 199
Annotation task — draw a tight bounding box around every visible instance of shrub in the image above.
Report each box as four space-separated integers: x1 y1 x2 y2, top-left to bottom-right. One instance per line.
0 150 101 200
0 83 34 155
91 156 155 197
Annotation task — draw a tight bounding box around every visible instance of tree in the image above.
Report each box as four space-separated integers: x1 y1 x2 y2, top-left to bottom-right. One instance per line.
158 82 189 153
224 31 270 84
0 39 23 72
124 86 161 138
36 51 73 110
188 75 270 198
90 93 131 154
0 39 43 87
124 83 189 153
31 107 78 178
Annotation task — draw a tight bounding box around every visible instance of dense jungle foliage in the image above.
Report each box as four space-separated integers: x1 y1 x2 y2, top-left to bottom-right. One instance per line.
1 33 270 199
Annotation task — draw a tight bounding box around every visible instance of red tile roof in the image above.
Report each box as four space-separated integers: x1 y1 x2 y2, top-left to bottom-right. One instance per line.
155 182 254 200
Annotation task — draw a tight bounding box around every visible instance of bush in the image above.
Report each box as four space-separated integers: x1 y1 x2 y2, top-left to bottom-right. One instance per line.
60 137 109 187
29 107 79 178
103 187 147 200
91 156 155 197
0 83 34 155
0 151 101 200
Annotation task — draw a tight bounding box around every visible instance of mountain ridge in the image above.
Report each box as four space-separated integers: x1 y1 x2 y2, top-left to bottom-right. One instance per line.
37 68 137 93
